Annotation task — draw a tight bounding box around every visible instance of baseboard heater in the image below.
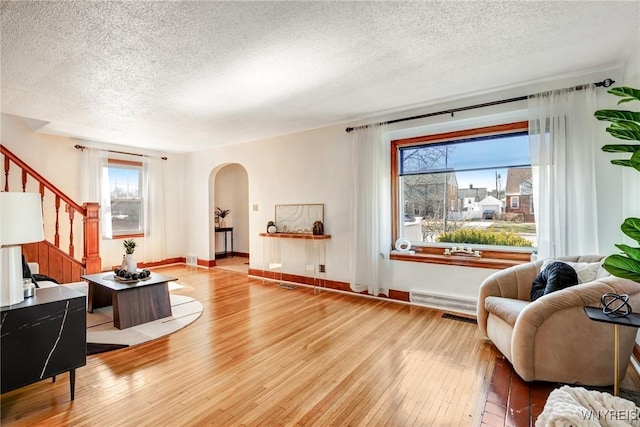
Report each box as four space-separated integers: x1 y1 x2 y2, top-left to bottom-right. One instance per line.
409 290 477 313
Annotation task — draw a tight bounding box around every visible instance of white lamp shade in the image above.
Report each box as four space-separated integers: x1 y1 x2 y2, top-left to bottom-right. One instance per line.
0 192 45 246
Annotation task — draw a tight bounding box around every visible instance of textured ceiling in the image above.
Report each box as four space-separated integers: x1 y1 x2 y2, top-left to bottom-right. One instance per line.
1 1 638 153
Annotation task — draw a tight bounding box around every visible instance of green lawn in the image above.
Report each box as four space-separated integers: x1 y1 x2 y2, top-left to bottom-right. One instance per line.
486 221 536 234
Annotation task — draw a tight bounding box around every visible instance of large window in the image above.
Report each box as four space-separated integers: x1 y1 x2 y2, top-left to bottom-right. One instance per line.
392 122 535 255
108 159 143 237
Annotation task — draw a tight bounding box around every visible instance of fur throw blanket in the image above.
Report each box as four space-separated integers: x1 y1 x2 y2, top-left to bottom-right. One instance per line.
536 386 640 427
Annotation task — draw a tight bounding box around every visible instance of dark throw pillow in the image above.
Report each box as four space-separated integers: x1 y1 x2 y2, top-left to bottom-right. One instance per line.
530 261 579 301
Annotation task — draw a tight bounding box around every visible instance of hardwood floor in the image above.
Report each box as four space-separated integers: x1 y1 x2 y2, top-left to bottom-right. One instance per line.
1 264 638 426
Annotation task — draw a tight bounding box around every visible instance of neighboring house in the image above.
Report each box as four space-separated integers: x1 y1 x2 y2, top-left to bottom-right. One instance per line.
403 172 458 218
504 167 535 222
458 185 488 213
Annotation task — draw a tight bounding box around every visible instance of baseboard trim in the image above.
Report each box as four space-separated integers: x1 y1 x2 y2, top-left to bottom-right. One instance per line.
198 258 216 268
111 257 186 270
111 255 249 271
248 268 412 303
233 252 250 258
247 269 478 317
104 259 476 316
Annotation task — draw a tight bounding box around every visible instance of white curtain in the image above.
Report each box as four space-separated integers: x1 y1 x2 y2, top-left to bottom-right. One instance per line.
349 123 391 296
79 147 111 238
528 85 599 259
142 156 166 262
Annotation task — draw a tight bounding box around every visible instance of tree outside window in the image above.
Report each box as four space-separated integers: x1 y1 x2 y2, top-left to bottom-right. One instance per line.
108 159 143 236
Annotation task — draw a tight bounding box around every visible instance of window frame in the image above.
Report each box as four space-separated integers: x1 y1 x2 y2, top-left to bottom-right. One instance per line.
107 158 145 239
510 196 520 209
390 121 532 268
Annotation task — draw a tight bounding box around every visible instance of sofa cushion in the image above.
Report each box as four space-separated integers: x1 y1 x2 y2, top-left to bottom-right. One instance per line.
596 260 611 280
484 296 529 327
531 261 579 301
37 281 60 288
567 261 601 283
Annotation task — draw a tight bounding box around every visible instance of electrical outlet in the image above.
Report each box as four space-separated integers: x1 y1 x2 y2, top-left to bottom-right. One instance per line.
253 204 259 211
305 264 315 273
319 264 326 273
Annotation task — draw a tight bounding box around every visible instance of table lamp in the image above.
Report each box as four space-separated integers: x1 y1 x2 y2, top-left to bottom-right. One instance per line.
0 192 44 306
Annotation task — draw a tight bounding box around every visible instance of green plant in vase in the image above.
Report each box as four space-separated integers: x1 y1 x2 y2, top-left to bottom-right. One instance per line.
123 239 136 255
594 86 640 282
216 207 230 227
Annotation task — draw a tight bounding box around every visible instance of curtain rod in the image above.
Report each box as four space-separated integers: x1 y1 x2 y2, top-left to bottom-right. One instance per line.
345 78 615 133
74 144 168 160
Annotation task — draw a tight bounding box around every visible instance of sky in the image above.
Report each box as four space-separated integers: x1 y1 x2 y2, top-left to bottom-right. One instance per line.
456 169 507 192
109 166 140 197
401 133 530 192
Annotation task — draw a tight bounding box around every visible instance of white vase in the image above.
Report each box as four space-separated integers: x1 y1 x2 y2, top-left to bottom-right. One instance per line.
124 254 137 272
220 218 226 228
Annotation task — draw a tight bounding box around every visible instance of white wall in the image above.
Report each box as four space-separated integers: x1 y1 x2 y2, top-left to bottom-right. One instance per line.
185 122 501 301
187 124 354 278
621 35 640 233
182 66 632 304
2 63 635 305
1 113 187 270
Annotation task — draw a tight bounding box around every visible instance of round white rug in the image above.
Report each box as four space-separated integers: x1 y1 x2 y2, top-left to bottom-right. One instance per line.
64 282 203 351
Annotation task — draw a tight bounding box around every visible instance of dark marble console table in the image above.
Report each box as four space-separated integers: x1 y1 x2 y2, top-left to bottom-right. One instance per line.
1 286 86 400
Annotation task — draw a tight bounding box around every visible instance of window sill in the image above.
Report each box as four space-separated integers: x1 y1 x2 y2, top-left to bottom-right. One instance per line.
112 233 144 239
390 247 530 269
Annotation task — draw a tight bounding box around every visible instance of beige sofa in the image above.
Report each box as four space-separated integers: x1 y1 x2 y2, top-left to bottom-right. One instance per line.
477 255 640 386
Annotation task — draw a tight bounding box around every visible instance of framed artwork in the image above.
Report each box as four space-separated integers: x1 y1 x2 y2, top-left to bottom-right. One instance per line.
274 204 323 234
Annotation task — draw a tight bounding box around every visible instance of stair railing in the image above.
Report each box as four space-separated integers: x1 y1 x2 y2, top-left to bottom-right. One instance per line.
1 144 101 282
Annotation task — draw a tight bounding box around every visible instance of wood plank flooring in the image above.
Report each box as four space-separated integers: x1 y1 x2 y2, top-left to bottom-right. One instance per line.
1 264 638 426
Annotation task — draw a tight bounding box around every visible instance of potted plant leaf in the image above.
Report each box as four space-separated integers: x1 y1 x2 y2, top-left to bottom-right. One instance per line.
216 207 230 228
594 86 640 282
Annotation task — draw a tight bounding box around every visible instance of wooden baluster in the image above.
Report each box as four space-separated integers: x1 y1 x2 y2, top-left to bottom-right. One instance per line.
68 205 75 258
22 169 27 192
83 203 101 274
55 196 61 248
40 184 45 240
39 183 45 212
3 156 9 191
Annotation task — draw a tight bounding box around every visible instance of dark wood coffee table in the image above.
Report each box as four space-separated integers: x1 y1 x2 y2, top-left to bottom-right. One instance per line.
81 272 178 330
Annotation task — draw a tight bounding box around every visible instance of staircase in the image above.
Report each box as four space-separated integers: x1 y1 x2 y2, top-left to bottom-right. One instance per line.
1 144 101 282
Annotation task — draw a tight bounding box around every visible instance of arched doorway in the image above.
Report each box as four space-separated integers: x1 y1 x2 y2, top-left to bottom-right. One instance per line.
209 163 249 264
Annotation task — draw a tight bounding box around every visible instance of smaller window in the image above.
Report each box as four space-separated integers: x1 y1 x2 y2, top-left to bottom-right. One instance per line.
520 180 532 195
510 196 520 209
108 159 144 237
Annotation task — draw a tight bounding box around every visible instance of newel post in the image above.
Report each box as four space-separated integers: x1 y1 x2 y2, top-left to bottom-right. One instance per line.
83 202 102 274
